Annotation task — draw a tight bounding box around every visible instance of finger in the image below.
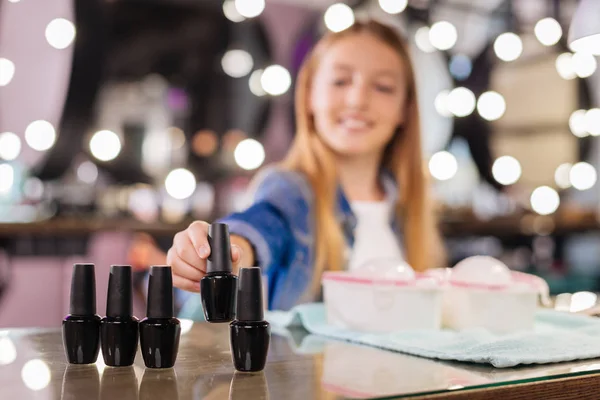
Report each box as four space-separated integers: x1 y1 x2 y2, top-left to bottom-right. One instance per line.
173 232 204 271
231 244 242 263
169 251 205 282
172 274 201 292
187 221 211 259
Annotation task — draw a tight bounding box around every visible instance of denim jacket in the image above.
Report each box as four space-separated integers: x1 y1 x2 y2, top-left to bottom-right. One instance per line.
214 166 402 311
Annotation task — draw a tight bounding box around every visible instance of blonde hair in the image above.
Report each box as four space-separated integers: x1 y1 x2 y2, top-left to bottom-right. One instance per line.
282 19 446 294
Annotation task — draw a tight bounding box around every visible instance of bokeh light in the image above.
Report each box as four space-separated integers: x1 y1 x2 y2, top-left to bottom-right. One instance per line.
260 65 291 96
429 151 457 181
25 120 56 151
0 132 22 161
234 139 265 170
492 156 521 185
165 168 196 200
530 186 560 215
324 3 355 33
494 33 523 62
90 130 121 161
429 21 457 51
45 18 76 50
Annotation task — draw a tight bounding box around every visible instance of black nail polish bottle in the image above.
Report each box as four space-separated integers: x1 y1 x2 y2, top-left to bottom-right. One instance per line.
100 265 139 367
230 267 270 372
62 263 101 364
201 223 238 322
139 266 181 368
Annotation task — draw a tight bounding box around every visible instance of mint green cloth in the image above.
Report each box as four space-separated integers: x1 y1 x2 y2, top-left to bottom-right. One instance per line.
265 303 600 368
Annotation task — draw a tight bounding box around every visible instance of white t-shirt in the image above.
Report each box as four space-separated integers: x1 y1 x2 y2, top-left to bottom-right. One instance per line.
346 198 405 271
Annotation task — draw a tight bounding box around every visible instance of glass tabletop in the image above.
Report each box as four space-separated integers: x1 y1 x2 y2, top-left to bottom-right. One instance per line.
1 322 600 400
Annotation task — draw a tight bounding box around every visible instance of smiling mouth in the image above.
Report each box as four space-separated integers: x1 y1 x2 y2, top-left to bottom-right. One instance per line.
338 117 374 132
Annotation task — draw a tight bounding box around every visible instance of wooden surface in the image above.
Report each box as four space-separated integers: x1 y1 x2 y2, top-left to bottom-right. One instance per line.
412 372 600 400
2 323 600 399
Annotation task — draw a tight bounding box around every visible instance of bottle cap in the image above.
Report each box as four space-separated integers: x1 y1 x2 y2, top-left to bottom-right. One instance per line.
236 267 264 322
106 265 133 318
69 263 97 316
206 223 232 274
147 266 174 319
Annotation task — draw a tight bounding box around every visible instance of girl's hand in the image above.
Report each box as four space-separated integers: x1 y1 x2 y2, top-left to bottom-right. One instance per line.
167 221 242 292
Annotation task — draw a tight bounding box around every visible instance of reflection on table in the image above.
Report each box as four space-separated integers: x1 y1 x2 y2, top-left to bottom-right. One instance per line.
2 321 600 400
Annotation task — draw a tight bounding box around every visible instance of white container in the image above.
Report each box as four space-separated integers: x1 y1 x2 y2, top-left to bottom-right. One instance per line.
322 263 444 333
436 256 550 334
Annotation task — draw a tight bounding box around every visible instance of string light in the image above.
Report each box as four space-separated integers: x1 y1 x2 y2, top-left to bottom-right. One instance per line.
234 0 265 18
0 132 22 161
556 53 577 80
492 156 521 185
260 65 291 96
429 151 457 181
249 69 266 96
570 162 597 190
494 33 523 62
45 18 76 49
0 58 15 86
585 108 600 136
530 186 559 215
90 130 121 161
434 90 452 117
378 0 407 14
234 139 265 170
223 0 245 22
221 50 253 78
572 52 597 78
165 168 196 200
25 120 56 151
477 91 506 121
429 21 457 51
534 18 563 46
415 27 435 53
0 164 14 195
555 163 572 189
324 3 355 33
447 87 476 117
569 109 588 137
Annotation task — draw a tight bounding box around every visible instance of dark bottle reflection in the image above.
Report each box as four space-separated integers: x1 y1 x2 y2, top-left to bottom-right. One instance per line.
139 368 178 400
61 364 100 400
229 371 270 400
99 366 138 400
192 373 232 400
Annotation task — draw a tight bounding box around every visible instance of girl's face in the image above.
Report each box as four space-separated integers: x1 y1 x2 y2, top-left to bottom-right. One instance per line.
310 32 408 160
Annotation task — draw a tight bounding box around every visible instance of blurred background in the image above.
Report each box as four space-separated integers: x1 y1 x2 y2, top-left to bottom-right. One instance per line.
1 0 600 328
